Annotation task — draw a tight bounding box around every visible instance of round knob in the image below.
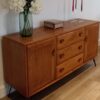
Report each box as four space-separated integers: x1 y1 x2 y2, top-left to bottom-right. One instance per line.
59 68 64 73
78 45 82 50
79 32 82 37
59 53 64 59
60 39 64 43
78 58 82 62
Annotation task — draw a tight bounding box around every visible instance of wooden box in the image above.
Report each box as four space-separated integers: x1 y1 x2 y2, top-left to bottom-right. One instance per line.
44 19 64 29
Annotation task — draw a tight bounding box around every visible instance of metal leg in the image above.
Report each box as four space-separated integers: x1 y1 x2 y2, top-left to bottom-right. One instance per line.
8 86 12 97
93 58 96 67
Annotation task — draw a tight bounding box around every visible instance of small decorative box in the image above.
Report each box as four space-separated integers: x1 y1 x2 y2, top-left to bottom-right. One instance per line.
44 19 64 29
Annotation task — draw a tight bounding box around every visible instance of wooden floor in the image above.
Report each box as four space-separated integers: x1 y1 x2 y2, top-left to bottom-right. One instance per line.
1 47 100 100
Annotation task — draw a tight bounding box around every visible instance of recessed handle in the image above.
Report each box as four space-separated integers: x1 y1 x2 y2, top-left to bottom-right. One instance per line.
59 68 64 73
52 49 55 56
59 53 64 59
60 39 64 43
78 58 82 62
78 45 82 50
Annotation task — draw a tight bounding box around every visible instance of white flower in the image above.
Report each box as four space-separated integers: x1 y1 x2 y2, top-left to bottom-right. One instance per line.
9 0 26 13
30 0 42 14
9 0 42 14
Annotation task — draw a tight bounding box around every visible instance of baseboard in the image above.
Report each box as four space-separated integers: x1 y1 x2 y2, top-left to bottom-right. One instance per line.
0 85 7 99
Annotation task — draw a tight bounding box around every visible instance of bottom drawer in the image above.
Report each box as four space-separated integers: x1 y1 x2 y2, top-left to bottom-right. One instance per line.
56 53 83 78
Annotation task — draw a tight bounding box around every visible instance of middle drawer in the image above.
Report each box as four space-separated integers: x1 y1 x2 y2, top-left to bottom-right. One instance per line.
57 41 84 64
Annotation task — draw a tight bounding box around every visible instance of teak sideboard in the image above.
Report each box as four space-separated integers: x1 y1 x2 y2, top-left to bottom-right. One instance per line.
2 19 99 97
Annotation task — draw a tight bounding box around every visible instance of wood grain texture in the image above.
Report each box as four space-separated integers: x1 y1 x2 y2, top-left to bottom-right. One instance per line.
57 28 85 49
2 19 99 97
84 23 99 62
57 41 84 64
1 47 100 100
27 38 56 96
2 38 28 96
43 48 100 100
3 19 99 45
56 54 83 78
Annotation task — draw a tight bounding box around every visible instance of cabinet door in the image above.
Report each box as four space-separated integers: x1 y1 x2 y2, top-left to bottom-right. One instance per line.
27 38 56 96
84 23 99 61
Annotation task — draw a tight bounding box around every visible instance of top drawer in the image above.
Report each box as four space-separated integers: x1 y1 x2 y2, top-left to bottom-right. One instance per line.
57 28 85 49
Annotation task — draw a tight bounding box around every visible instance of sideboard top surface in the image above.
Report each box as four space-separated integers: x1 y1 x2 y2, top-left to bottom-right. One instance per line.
3 19 99 45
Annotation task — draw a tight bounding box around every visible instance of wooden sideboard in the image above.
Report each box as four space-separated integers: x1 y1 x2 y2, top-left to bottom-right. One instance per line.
2 19 99 97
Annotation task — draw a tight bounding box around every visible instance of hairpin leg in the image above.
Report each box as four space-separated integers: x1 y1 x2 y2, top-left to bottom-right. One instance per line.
93 58 96 67
8 86 12 97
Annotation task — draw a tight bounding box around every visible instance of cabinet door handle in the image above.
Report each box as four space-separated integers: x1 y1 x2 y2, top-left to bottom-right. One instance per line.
59 53 64 59
59 68 64 73
52 49 55 56
60 39 64 43
78 45 82 50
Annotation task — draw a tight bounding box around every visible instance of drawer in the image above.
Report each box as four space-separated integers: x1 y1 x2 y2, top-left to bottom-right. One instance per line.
57 41 84 64
56 53 83 78
57 28 85 49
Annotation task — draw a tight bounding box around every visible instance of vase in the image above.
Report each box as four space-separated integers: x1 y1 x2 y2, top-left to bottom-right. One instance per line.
19 11 33 37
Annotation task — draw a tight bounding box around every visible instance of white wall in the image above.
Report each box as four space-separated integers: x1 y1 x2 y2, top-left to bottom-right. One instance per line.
68 0 100 19
0 0 69 98
0 0 100 98
0 0 69 36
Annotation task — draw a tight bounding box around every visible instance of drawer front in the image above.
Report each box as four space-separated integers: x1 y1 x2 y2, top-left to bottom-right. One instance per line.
56 54 83 78
57 28 85 49
57 41 84 64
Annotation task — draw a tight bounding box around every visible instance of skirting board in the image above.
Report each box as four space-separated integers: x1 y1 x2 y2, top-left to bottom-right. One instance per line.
0 85 7 99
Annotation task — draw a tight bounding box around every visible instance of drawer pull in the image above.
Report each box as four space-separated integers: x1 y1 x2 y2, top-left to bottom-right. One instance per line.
60 39 64 43
78 58 82 62
78 45 82 50
79 32 83 37
84 37 87 41
59 54 64 59
59 68 64 73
